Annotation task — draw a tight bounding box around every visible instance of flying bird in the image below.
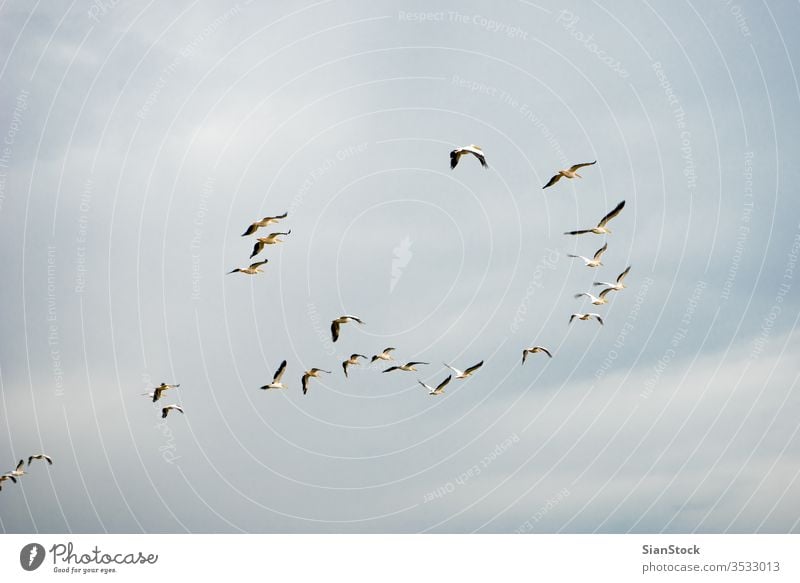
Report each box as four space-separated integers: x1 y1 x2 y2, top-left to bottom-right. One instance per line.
418 375 452 396
522 346 552 364
567 242 607 268
594 266 632 291
383 362 428 373
161 405 184 419
151 383 180 403
444 361 484 379
250 230 291 258
0 474 17 490
27 454 53 466
574 288 614 306
260 360 288 390
7 460 25 479
450 145 487 169
302 368 331 394
342 354 367 377
569 313 604 325
330 315 365 343
564 200 625 236
228 259 268 275
542 161 596 189
370 347 396 363
241 212 288 236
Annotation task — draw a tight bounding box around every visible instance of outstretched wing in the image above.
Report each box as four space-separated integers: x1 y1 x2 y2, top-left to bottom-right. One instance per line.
250 240 265 259
273 360 287 383
450 149 460 169
593 243 608 261
564 229 593 236
617 265 631 284
302 373 310 394
241 222 259 236
470 149 487 168
331 321 340 343
435 375 452 392
598 200 626 227
542 174 561 189
569 160 596 172
463 361 484 375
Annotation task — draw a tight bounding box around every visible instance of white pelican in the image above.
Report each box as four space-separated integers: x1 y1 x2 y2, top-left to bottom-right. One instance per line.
342 354 367 377
27 454 53 466
260 360 288 390
228 259 268 275
250 230 291 258
575 288 613 305
0 474 16 490
302 368 331 394
151 383 180 403
370 347 396 362
383 362 428 373
594 266 632 291
522 346 552 364
161 405 184 419
8 460 25 479
542 161 596 189
418 374 452 396
564 200 625 235
443 360 484 379
569 313 604 325
330 315 365 343
450 145 487 169
567 242 607 268
241 212 288 236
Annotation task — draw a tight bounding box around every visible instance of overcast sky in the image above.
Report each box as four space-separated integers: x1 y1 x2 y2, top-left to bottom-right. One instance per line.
0 0 798 533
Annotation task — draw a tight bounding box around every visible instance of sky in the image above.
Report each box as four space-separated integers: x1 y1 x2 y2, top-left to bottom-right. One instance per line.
0 0 798 533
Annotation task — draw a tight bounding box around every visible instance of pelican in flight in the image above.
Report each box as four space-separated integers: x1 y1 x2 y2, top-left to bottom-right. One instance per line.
569 313 604 325
522 346 552 364
370 347 396 363
542 161 596 189
575 288 614 306
342 354 367 377
241 212 288 236
383 362 428 373
0 474 16 490
418 375 452 396
228 259 268 275
450 145 487 169
331 315 365 343
302 368 331 394
260 360 288 390
564 200 625 235
444 361 484 379
567 242 607 268
151 383 180 403
8 460 25 479
27 454 53 466
250 230 291 258
161 405 184 419
594 266 631 291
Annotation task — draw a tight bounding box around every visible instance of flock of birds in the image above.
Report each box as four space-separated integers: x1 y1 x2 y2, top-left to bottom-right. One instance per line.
0 455 53 493
135 146 632 419
0 143 633 500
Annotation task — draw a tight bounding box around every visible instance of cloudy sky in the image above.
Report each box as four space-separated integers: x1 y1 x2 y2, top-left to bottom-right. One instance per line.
0 0 798 533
